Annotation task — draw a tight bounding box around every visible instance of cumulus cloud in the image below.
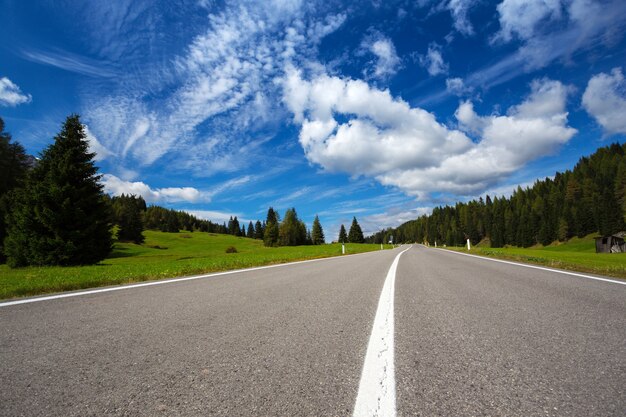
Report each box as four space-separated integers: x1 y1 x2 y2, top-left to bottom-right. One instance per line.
102 174 210 203
495 0 564 42
0 77 32 106
361 34 401 79
283 69 576 199
419 44 448 77
582 67 626 135
446 77 473 96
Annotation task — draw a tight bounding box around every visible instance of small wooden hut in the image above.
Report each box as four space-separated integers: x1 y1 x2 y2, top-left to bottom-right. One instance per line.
594 232 626 253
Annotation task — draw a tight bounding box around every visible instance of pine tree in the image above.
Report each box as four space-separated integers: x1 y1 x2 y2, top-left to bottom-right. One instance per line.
311 215 325 245
263 207 279 247
228 216 241 236
338 224 347 243
247 221 254 238
348 217 365 243
163 210 180 232
279 208 306 246
112 194 146 244
4 115 113 267
254 220 264 239
0 118 31 262
241 224 246 237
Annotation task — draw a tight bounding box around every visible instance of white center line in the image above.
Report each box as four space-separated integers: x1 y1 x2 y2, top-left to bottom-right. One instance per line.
353 245 412 417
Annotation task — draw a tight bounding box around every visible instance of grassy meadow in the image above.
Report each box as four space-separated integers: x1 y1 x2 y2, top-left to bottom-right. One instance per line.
444 234 626 279
0 231 389 300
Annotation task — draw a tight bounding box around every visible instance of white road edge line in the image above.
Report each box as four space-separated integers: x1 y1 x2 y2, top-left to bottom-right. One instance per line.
353 245 412 417
0 248 397 308
431 246 626 286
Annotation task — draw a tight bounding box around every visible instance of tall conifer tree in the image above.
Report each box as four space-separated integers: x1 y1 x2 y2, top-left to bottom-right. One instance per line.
5 115 112 267
263 207 279 246
0 118 30 262
338 224 347 243
254 220 264 239
311 215 325 245
348 217 365 243
112 194 146 244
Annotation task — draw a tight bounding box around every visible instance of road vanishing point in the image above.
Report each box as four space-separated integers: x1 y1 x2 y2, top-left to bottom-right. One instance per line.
1 245 625 416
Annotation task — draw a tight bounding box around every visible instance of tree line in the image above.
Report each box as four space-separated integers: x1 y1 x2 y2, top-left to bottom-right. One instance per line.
367 143 626 247
0 115 348 268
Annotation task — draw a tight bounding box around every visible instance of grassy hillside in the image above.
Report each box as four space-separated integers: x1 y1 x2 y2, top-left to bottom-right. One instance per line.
445 234 626 279
0 231 388 300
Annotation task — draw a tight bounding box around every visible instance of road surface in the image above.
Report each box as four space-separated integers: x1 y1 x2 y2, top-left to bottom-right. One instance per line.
1 245 624 416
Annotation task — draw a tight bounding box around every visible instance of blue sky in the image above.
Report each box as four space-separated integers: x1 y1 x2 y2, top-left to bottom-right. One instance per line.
2 0 626 239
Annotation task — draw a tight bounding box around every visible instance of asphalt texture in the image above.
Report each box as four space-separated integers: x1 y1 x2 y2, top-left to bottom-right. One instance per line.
395 246 626 417
1 245 625 416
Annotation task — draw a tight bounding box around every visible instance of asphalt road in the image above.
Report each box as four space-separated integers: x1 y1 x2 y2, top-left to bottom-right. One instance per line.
1 246 624 416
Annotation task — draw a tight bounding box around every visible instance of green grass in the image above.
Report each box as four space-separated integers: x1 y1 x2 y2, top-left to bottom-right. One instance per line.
444 234 626 279
0 231 389 300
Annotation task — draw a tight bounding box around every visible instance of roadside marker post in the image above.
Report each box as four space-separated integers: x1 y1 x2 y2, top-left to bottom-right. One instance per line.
467 238 471 250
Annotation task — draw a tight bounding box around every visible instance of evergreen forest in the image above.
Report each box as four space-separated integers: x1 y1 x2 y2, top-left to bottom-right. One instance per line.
367 143 626 247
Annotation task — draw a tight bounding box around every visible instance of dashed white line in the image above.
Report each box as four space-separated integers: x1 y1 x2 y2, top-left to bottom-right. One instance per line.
353 245 412 417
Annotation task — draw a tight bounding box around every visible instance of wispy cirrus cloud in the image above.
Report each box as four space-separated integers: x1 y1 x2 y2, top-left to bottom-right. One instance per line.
84 0 346 177
20 48 117 78
469 0 626 89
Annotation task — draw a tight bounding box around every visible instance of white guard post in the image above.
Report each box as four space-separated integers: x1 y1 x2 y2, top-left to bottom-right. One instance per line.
467 238 471 250
342 243 346 255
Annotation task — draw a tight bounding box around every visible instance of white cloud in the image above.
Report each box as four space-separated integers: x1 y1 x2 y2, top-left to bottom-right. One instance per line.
460 0 626 90
83 125 114 161
446 77 473 96
186 210 250 225
85 2 346 171
582 67 626 135
360 207 433 236
362 34 401 79
419 44 448 77
490 0 624 76
102 174 210 203
283 69 576 199
447 0 478 36
0 77 32 106
495 0 563 42
21 48 117 78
